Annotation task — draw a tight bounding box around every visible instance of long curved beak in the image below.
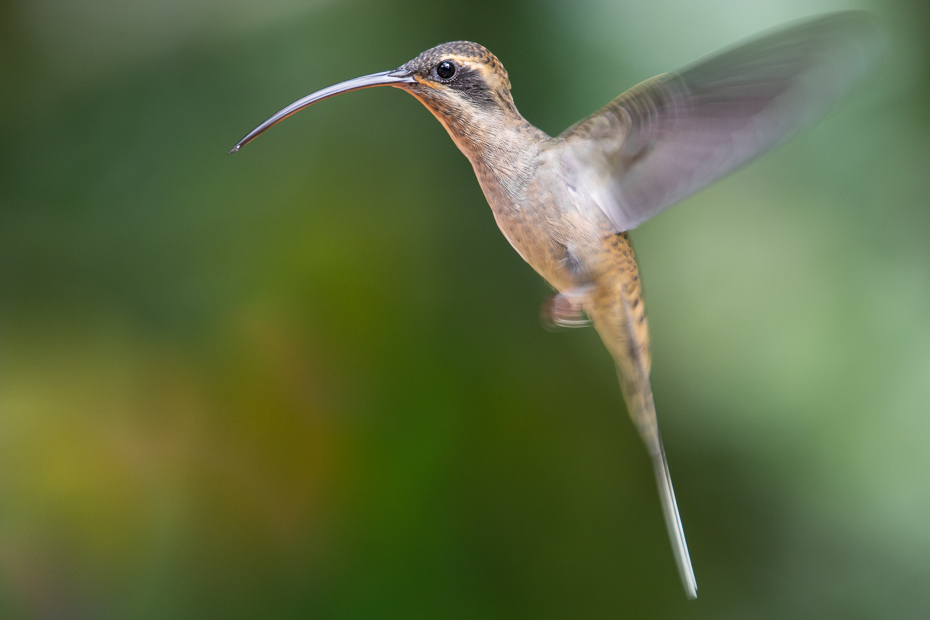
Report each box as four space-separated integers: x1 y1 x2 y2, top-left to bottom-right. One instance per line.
229 69 417 153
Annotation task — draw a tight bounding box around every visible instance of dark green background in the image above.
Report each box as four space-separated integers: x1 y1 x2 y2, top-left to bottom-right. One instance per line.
2 0 929 617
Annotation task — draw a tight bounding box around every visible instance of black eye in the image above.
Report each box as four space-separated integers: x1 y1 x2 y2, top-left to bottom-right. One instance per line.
436 60 456 80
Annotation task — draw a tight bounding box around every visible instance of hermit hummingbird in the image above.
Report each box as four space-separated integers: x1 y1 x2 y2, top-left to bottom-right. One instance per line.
231 11 879 598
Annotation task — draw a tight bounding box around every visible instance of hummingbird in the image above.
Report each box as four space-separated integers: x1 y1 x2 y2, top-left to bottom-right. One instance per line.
231 12 879 598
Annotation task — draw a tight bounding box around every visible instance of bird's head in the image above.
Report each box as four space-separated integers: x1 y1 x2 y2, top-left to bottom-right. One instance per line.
400 41 516 116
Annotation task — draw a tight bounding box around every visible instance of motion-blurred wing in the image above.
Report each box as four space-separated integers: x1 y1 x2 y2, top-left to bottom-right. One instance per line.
560 11 881 232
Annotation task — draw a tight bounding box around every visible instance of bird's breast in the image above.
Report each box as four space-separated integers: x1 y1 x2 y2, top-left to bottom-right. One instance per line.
472 152 613 293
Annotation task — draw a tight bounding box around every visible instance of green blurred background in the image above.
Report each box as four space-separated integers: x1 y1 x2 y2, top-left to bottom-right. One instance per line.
2 0 929 617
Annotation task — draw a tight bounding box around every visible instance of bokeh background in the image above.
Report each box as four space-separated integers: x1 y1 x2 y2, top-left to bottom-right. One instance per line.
2 0 929 617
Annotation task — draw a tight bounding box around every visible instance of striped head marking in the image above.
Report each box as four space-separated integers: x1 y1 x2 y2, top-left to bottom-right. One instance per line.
401 41 517 115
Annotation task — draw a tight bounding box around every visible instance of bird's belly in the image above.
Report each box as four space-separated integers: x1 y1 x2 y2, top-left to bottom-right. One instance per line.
487 199 605 293
472 154 612 293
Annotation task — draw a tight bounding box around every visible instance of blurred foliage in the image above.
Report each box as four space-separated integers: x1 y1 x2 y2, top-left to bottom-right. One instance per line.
1 0 930 618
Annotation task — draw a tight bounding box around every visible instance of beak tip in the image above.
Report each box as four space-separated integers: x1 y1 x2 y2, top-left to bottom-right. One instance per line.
228 144 241 155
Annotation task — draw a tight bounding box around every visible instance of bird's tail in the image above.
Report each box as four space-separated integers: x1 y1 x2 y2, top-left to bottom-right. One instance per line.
586 232 697 599
613 361 697 600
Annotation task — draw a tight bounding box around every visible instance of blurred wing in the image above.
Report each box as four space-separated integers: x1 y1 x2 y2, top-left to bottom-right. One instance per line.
560 11 881 231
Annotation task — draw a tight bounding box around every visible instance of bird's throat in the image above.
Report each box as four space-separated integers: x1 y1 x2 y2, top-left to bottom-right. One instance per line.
408 90 544 170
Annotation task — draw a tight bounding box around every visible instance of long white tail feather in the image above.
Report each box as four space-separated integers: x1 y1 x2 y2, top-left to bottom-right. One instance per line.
652 437 697 599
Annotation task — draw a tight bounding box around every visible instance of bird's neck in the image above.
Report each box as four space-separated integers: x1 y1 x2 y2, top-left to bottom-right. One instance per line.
420 97 550 191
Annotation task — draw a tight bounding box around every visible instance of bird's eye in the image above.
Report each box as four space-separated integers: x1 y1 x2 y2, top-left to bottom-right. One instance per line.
436 60 456 80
